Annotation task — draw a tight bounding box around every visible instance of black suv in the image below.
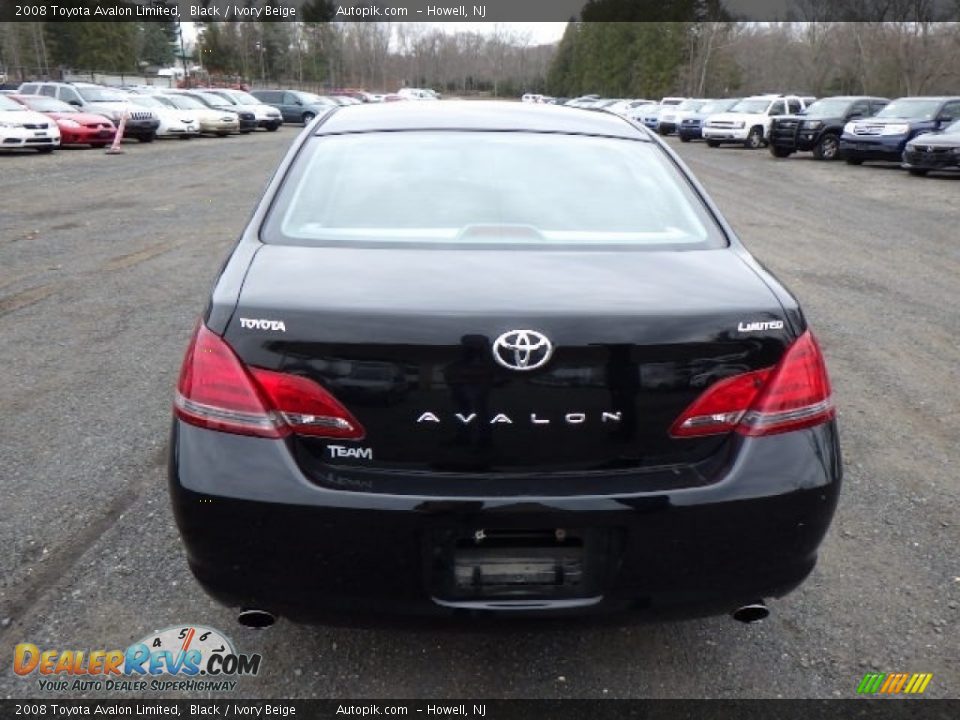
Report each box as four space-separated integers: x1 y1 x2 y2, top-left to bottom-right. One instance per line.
769 96 889 160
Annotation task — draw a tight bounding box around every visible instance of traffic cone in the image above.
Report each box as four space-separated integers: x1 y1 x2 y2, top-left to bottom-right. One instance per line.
106 102 128 155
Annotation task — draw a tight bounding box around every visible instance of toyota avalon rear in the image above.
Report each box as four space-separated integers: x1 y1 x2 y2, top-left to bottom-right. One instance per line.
168 102 841 625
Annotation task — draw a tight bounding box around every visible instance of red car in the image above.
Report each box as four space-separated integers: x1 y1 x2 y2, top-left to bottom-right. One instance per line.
10 94 116 147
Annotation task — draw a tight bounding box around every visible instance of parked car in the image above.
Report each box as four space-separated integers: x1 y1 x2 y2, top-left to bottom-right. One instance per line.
564 94 600 108
150 92 239 137
658 98 707 135
623 102 658 123
18 81 159 142
397 88 439 101
0 93 61 152
201 88 283 131
768 96 890 160
125 94 200 139
9 94 115 148
639 105 664 132
840 96 960 165
607 99 655 116
901 118 960 176
703 94 813 149
250 90 338 125
167 90 257 133
169 101 841 626
678 98 740 142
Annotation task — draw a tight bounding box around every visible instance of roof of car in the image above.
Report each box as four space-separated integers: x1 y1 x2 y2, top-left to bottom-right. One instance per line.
314 100 649 139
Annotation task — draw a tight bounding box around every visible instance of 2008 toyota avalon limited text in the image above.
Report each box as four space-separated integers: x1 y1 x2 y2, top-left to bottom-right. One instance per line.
168 101 842 626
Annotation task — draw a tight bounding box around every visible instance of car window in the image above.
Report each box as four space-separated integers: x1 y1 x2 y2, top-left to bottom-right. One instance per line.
870 100 889 114
940 101 960 121
39 85 57 98
266 132 726 250
769 100 786 115
787 99 802 114
850 101 871 117
58 87 81 103
283 93 298 104
20 84 39 94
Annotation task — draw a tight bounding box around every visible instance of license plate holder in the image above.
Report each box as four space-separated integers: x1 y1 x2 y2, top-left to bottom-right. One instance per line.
427 527 617 600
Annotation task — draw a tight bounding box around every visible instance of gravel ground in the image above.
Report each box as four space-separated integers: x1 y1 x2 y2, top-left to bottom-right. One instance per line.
0 128 957 700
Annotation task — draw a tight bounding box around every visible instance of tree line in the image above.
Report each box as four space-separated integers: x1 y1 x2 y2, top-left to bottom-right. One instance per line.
547 21 960 100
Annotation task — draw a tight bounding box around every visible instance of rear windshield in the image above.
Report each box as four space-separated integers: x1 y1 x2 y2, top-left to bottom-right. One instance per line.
264 131 725 250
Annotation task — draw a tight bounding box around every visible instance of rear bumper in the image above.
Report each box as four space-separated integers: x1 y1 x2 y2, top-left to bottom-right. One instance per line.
169 420 842 624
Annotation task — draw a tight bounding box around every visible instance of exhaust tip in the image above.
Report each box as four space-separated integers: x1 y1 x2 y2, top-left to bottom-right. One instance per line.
732 602 769 624
237 609 276 628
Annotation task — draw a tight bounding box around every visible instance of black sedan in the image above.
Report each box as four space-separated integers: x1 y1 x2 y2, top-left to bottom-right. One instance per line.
169 102 842 626
902 119 960 175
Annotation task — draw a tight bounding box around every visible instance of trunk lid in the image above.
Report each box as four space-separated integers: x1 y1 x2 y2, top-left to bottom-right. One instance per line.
224 245 792 483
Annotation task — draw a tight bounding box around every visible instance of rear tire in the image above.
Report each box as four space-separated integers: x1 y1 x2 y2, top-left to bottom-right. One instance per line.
812 133 840 161
266 124 279 132
302 112 316 125
769 146 792 158
706 140 720 148
744 126 764 149
908 168 929 176
679 136 691 143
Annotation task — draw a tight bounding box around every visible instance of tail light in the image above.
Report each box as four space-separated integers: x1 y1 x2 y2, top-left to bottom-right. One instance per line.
670 330 835 438
174 323 364 440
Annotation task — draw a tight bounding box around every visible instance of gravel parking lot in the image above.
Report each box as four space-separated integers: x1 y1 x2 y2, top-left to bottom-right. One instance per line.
0 129 957 699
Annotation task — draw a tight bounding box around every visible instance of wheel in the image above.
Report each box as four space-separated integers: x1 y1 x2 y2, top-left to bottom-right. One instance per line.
908 168 929 177
302 112 316 124
217 132 229 138
266 124 279 132
679 136 691 143
138 134 155 143
845 157 863 165
36 147 54 154
706 140 720 148
744 126 764 149
769 146 792 158
812 133 840 161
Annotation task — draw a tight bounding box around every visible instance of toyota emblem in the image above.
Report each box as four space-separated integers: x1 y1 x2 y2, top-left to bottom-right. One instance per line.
492 330 554 371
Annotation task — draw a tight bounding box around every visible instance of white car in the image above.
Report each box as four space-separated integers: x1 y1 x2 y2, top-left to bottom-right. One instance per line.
397 88 439 101
202 89 283 130
658 98 710 135
126 94 200 139
152 92 239 136
703 94 813 148
0 93 61 152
